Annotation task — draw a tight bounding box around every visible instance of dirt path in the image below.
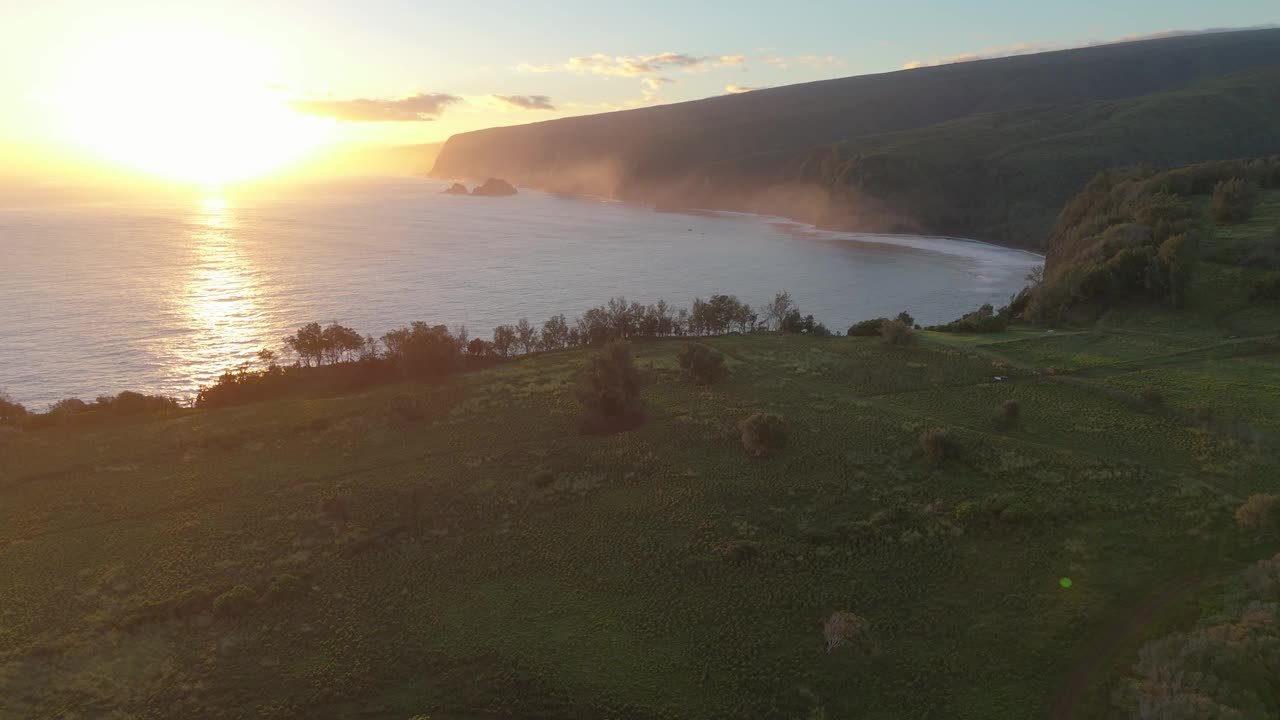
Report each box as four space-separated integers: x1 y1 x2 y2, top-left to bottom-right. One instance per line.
1047 571 1232 720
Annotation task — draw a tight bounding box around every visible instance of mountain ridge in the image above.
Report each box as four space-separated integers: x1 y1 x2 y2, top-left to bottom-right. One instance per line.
430 28 1280 248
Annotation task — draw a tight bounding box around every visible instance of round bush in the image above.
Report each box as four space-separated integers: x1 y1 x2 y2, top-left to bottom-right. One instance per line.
823 611 872 653
739 412 787 458
676 343 728 384
880 319 916 346
1236 494 1280 535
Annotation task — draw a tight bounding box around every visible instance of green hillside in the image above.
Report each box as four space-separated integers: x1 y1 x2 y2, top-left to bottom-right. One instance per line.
4 171 1280 718
795 70 1280 246
431 29 1280 249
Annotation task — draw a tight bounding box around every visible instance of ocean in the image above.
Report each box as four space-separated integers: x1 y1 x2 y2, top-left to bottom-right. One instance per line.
0 177 1042 408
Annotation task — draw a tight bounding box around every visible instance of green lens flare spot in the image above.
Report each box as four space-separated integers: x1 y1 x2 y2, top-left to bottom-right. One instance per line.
1059 577 1073 589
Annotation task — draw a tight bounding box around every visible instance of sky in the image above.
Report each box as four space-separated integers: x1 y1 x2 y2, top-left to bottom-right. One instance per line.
1 0 1276 184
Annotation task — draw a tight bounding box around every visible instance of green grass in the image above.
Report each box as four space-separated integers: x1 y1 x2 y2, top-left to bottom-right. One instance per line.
5 174 1280 720
2 326 1276 720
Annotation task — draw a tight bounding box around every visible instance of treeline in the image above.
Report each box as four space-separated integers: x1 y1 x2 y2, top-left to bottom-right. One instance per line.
0 390 180 431
1022 156 1280 324
192 292 836 410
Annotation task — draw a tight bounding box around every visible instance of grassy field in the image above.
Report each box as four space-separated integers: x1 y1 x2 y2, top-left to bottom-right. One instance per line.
3 317 1279 719
3 193 1279 720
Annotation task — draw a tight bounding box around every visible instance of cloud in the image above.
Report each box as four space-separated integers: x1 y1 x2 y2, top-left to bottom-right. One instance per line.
761 54 843 70
725 85 768 94
491 94 557 111
642 77 675 90
795 55 844 68
290 93 461 122
519 52 745 77
901 25 1279 69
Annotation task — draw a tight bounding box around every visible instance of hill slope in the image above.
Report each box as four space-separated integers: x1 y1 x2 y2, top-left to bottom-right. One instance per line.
431 29 1280 248
4 175 1280 716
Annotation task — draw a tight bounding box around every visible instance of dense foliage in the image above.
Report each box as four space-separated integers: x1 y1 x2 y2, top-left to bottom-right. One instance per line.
738 412 787 458
676 343 728 385
1028 156 1280 323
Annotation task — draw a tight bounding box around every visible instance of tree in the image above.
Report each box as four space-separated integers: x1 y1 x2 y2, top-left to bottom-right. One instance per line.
1212 177 1259 223
382 322 459 377
320 322 363 365
895 310 915 327
1156 233 1196 308
574 341 645 433
492 325 517 358
515 318 538 353
284 322 326 366
739 412 787 458
765 292 794 331
880 319 915 346
541 314 570 350
466 337 490 357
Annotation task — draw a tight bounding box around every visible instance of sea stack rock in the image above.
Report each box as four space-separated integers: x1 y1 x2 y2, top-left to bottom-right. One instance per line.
471 178 517 197
442 182 469 195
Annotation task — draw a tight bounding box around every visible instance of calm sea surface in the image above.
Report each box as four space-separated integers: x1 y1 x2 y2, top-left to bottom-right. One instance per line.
0 177 1041 408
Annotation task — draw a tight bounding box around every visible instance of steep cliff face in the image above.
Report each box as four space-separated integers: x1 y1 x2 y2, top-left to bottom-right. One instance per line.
430 29 1280 247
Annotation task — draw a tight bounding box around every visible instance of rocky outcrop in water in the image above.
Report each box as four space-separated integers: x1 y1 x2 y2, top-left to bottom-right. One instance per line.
471 178 517 197
442 182 469 195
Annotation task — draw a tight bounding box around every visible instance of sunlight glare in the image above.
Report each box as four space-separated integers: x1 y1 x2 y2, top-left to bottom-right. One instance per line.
52 32 334 185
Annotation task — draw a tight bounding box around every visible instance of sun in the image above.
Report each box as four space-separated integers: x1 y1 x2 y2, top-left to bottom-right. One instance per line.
52 32 334 185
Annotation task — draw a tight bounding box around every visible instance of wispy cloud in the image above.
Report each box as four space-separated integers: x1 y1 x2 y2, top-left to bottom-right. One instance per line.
290 93 462 122
642 77 675 90
795 55 844 68
518 52 746 77
901 25 1279 69
725 85 768 94
491 94 557 111
761 54 844 71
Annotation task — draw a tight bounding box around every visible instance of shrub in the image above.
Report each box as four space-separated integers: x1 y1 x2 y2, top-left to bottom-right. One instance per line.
212 585 257 618
96 391 180 415
739 412 787 458
995 399 1020 428
920 428 953 467
1235 494 1280 535
823 611 872 653
388 394 425 426
1245 553 1280 598
575 341 646 433
895 311 915 327
260 574 303 605
712 539 760 564
847 317 887 337
1251 271 1280 303
929 303 1008 333
676 343 728 384
0 390 27 426
880 319 915 346
1139 387 1165 408
49 397 89 415
1212 177 1259 223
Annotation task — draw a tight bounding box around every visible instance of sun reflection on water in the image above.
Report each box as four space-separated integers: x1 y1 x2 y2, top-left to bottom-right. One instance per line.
176 195 267 386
